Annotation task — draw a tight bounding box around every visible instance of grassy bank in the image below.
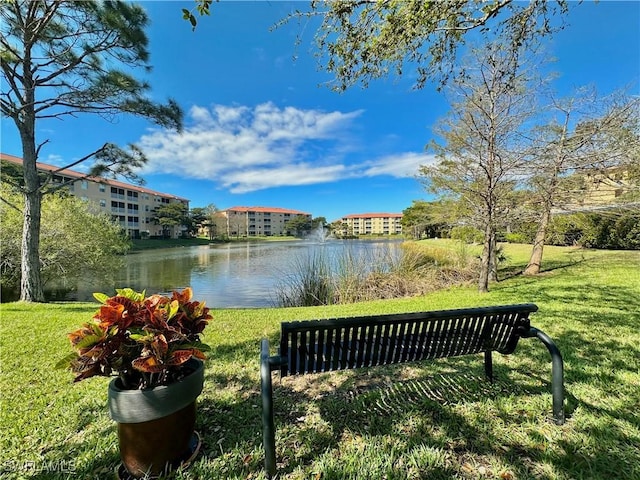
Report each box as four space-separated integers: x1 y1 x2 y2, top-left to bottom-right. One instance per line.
130 237 216 251
1 246 639 479
130 236 300 251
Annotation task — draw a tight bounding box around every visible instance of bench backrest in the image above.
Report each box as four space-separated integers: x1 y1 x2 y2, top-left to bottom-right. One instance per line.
278 304 537 376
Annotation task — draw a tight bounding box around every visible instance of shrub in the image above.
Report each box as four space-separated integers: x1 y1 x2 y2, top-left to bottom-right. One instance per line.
548 212 640 249
273 242 478 307
0 185 130 291
505 232 529 244
450 226 484 244
273 250 335 307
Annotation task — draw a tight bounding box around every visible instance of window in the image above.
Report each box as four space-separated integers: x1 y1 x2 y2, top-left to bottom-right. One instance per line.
111 187 125 199
99 184 106 192
81 180 88 190
99 199 107 208
111 201 125 213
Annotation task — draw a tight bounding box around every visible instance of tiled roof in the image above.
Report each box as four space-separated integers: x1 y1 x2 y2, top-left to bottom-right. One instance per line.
225 206 311 216
342 213 403 219
0 152 189 202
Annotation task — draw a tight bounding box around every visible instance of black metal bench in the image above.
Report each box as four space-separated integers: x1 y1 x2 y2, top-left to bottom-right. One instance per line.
260 304 564 478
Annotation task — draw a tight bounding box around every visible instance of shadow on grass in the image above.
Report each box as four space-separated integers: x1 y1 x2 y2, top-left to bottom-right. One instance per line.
498 252 588 281
268 361 553 476
270 349 637 479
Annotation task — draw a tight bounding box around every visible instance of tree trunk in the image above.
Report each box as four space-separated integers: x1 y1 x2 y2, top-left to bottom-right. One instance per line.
16 21 45 302
478 223 492 293
488 231 498 282
20 188 44 302
19 130 45 302
524 203 551 276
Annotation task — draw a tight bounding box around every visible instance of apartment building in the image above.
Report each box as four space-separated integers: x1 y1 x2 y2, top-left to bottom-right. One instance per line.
1 153 189 239
220 206 312 237
580 168 633 206
339 213 403 236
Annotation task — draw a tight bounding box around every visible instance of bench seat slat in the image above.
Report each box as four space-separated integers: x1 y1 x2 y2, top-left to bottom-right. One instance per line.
306 330 315 374
456 315 474 355
400 321 417 364
492 312 518 354
417 316 437 362
384 322 397 365
432 318 448 359
339 325 349 369
399 322 412 362
348 326 360 368
364 323 376 368
315 328 325 372
322 328 335 373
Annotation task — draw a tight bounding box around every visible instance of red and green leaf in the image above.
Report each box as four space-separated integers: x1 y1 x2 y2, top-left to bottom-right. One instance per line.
132 356 164 373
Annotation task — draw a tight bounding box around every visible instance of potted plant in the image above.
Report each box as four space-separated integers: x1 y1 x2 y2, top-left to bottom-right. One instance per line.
58 287 212 479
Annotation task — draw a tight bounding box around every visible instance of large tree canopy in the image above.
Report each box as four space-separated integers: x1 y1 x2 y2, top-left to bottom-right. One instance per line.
278 0 569 91
1 0 183 301
152 203 189 238
189 1 570 90
421 41 539 292
523 89 640 275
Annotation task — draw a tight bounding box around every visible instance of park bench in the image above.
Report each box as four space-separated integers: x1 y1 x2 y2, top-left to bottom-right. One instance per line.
260 303 565 478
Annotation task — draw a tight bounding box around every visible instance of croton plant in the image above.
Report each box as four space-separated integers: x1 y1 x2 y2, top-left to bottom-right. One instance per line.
58 287 212 389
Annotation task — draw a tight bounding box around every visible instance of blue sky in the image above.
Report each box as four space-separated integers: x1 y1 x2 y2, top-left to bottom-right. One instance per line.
1 1 639 222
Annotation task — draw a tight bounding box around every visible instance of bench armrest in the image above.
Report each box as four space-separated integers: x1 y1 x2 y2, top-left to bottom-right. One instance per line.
521 327 565 424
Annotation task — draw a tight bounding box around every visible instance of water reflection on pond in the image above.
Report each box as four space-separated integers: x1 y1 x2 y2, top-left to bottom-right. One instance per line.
62 239 403 308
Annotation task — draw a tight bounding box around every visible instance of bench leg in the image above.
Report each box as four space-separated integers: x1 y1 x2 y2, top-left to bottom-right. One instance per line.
525 327 565 425
484 350 493 382
261 339 277 478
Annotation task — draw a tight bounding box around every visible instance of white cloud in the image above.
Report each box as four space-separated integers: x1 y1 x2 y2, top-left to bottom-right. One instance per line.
360 152 437 178
223 163 347 194
137 102 432 193
44 153 64 166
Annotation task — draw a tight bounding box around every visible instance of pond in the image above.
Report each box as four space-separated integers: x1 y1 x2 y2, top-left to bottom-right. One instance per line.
42 239 404 308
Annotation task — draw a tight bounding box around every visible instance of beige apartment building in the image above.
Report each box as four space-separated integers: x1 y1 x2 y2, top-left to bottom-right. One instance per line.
579 168 633 206
339 213 403 236
220 206 311 237
1 153 189 239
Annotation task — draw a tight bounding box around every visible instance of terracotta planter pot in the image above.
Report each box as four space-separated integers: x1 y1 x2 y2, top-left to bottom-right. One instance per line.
108 359 204 478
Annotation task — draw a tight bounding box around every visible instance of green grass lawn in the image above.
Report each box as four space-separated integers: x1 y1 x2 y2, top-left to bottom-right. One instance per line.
1 245 639 479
